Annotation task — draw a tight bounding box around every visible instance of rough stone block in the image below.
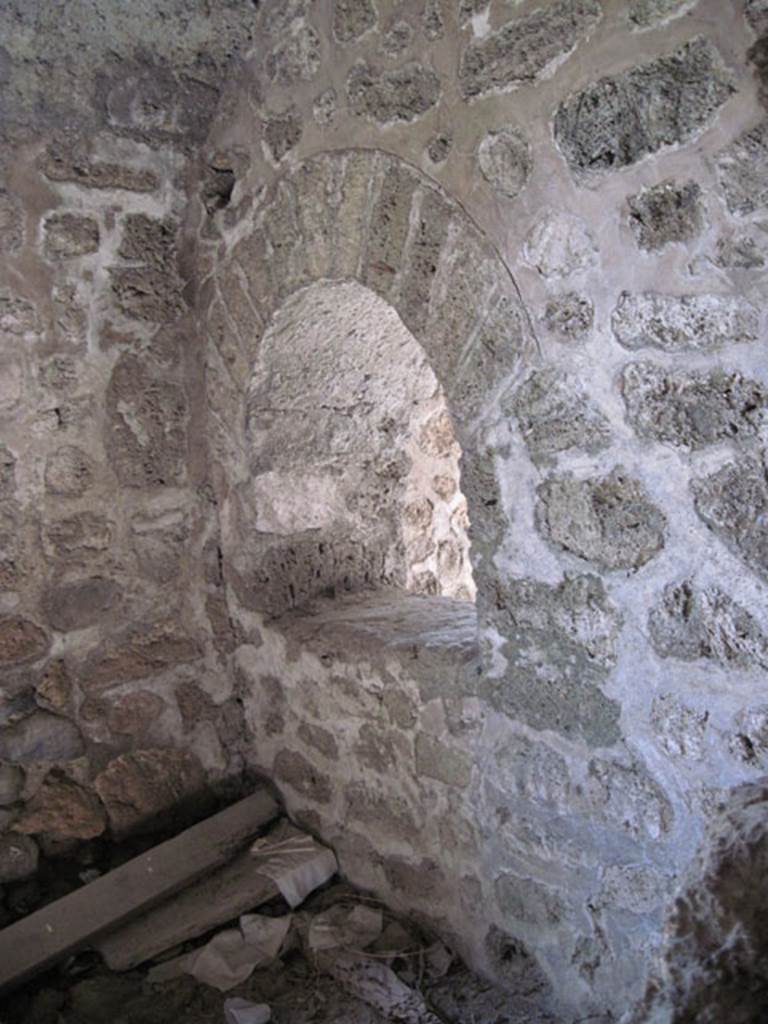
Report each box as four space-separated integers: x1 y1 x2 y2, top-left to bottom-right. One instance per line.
477 127 532 200
0 190 23 253
628 0 696 28
536 467 666 570
0 763 24 805
117 214 176 266
345 782 419 843
35 660 74 717
627 180 703 251
484 926 550 998
716 120 768 214
40 144 159 192
267 23 321 85
0 711 83 763
355 723 409 775
42 578 122 633
621 362 768 449
601 864 666 914
262 108 302 163
296 721 338 760
494 873 564 926
43 213 100 260
692 454 768 581
508 368 611 458
747 0 768 34
0 291 40 336
730 706 768 766
41 512 112 561
346 61 441 124
273 748 332 804
492 732 572 809
313 88 337 126
649 579 768 668
611 292 758 352
426 132 452 164
14 773 106 839
364 160 418 298
459 0 601 99
415 733 472 788
423 0 444 38
383 20 413 57
80 621 201 693
109 265 186 323
0 445 15 501
542 291 594 342
554 38 734 175
587 758 673 842
650 694 708 760
524 211 597 278
714 233 767 270
398 187 454 333
0 617 50 666
105 70 218 142
0 834 38 883
333 0 376 42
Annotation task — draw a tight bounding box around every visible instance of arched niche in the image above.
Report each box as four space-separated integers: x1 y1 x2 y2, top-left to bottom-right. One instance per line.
205 149 535 632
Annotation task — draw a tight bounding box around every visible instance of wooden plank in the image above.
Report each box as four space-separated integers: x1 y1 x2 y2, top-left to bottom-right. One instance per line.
0 787 279 992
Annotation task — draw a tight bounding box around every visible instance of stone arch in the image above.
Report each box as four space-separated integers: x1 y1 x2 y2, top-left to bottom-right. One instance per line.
205 149 536 624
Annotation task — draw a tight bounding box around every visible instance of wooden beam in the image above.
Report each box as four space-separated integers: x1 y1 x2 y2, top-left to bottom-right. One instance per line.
0 787 279 992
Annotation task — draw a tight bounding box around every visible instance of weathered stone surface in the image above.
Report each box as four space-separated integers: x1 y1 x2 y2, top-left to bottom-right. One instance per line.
41 512 112 560
587 758 673 842
484 926 550 998
730 707 768 766
105 69 218 142
383 856 445 901
423 0 444 39
273 748 332 803
0 445 15 501
627 180 703 251
0 762 24 805
649 580 768 669
494 873 564 926
0 711 83 763
267 23 321 85
39 354 78 392
333 0 376 42
43 577 122 633
554 38 734 175
486 575 622 746
601 864 666 914
536 468 666 570
621 362 768 450
106 355 188 488
43 213 99 260
625 780 768 1023
346 61 440 124
354 723 408 774
40 144 159 192
426 132 452 164
345 782 418 843
0 617 50 665
105 691 166 738
459 0 601 99
650 694 708 760
542 292 594 342
35 660 74 716
0 190 24 252
109 265 186 323
611 292 758 352
749 33 768 109
509 368 611 458
383 20 413 57
524 212 597 278
14 773 106 839
0 834 38 883
477 127 531 200
262 108 302 162
312 88 337 126
94 749 208 836
117 214 176 266
715 233 767 270
715 120 768 214
692 454 768 581
80 621 200 693
415 733 472 788
747 0 768 34
296 721 338 761
628 0 695 28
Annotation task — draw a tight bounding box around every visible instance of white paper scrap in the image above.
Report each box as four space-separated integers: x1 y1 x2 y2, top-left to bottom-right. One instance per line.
250 824 338 908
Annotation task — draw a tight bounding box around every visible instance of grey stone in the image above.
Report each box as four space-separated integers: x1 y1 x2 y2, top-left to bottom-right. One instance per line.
716 120 768 214
485 575 622 746
312 88 337 127
39 355 78 392
42 512 112 561
345 783 418 843
729 706 768 766
542 291 594 342
354 723 408 774
0 834 38 883
333 0 376 43
267 23 321 86
0 711 83 763
621 362 768 450
601 864 666 914
0 190 23 252
714 233 767 270
492 732 572 809
265 0 307 34
749 33 768 110
554 38 734 175
651 694 709 760
423 0 444 39
611 292 758 353
40 144 159 192
649 580 768 669
536 467 666 570
458 0 489 25
43 578 123 633
262 108 302 162
458 0 601 99
104 69 218 143
494 873 564 926
79 621 200 694
627 180 703 251
273 748 332 804
692 454 768 581
382 856 445 901
628 0 695 28
508 368 611 459
346 60 441 125
109 266 186 323
296 722 338 761
0 291 39 336
383 20 413 57
747 0 768 34
14 773 107 839
477 127 531 200
0 445 14 501
117 214 176 266
426 132 452 164
587 758 673 842
0 763 23 805
43 213 99 260
484 926 550 998
524 211 597 277
0 617 49 666
415 733 472 788
106 355 188 488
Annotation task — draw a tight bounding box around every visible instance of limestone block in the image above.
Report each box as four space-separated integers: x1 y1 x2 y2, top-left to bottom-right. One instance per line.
273 748 332 804
94 749 209 836
0 762 23 805
611 292 758 352
0 834 38 883
0 617 50 666
523 212 597 278
35 660 74 717
383 20 413 57
627 180 703 251
535 467 666 570
628 0 696 28
714 233 767 270
42 577 123 633
296 722 338 760
105 691 166 738
494 873 564 927
492 732 572 809
459 0 601 99
484 926 550 998
312 88 337 126
398 186 454 332
0 711 83 763
267 23 321 85
0 291 39 337
14 773 106 839
105 70 218 142
426 132 452 164
40 144 159 192
415 733 472 788
41 512 112 561
0 190 24 253
600 864 666 914
382 856 445 901
39 354 78 392
262 108 302 162
346 61 441 124
650 694 708 761
477 127 531 200
692 454 768 581
333 0 376 43
43 213 99 260
117 214 176 266
621 362 768 449
542 292 594 343
345 782 419 843
354 723 409 774
0 445 15 500
508 368 611 459
79 621 201 693
423 0 444 39
0 355 23 412
716 120 768 214
586 759 673 842
109 266 186 323
730 706 768 766
554 38 734 175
